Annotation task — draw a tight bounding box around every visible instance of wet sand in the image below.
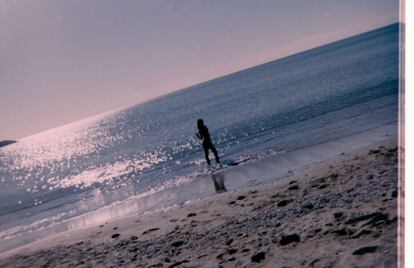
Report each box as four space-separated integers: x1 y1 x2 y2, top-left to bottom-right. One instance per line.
0 139 399 267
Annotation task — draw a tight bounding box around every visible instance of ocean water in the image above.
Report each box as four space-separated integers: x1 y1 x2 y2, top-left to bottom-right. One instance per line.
0 24 399 252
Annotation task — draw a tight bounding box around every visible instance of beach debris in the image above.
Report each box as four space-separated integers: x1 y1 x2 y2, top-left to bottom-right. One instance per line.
197 254 207 259
288 185 299 190
344 212 388 225
309 258 321 266
351 229 373 239
171 240 185 247
0 141 398 268
129 246 139 253
216 252 224 259
366 174 374 180
318 184 328 189
251 251 266 263
279 234 300 245
227 248 237 255
227 256 236 262
362 214 389 227
111 233 120 239
302 202 314 209
328 173 338 179
352 246 378 255
330 228 355 236
333 211 345 221
115 241 127 249
369 149 381 155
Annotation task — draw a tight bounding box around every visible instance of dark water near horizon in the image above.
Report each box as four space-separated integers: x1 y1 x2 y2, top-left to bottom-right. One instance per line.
0 24 399 251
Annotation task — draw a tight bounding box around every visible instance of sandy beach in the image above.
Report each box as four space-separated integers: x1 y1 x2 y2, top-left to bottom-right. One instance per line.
0 139 399 267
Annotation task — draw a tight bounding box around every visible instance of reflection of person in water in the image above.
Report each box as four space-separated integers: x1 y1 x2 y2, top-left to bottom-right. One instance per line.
196 119 220 166
211 172 227 193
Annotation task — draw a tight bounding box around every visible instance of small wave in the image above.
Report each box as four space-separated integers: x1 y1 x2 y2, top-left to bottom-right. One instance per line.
0 172 194 242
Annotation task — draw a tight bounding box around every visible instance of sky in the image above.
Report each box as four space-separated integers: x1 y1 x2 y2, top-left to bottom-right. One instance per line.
0 0 399 139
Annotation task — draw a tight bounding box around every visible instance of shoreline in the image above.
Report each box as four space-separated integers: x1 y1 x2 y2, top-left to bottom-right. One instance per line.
0 138 399 267
0 124 396 255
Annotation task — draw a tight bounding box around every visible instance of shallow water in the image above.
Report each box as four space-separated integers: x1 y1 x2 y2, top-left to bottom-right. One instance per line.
0 24 399 252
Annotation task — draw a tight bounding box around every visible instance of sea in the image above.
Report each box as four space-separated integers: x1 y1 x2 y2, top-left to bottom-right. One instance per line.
0 24 400 253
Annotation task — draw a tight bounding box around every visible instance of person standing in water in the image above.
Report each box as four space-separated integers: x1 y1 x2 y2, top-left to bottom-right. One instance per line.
196 119 221 166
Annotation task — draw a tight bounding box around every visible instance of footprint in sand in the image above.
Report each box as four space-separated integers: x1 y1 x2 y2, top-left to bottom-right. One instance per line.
142 228 160 235
352 245 378 255
111 233 120 239
277 199 293 207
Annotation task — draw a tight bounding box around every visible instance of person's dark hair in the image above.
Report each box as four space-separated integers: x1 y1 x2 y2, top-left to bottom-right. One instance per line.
197 119 204 130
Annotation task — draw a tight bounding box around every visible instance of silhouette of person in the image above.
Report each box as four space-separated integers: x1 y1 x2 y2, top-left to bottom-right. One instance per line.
196 119 220 166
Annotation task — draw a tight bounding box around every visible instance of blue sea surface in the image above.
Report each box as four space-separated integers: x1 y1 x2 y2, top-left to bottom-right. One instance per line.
0 24 399 252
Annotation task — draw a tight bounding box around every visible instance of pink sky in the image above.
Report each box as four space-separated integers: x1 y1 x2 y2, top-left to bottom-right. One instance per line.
0 0 399 139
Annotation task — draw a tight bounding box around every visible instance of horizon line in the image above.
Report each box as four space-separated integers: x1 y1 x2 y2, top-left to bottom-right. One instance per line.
11 21 400 141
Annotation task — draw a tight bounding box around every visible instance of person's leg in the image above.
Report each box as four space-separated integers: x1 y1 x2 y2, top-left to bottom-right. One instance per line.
210 143 220 164
203 145 211 165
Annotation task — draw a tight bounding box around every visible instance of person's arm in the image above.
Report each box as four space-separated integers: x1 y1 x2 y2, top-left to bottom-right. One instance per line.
204 127 211 139
196 132 202 139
